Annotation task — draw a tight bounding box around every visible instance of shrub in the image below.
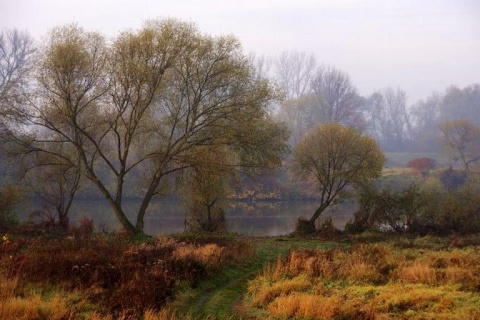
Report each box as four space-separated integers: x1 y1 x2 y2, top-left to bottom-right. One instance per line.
439 168 466 190
317 217 339 239
0 187 21 231
294 217 316 235
406 157 436 177
349 184 426 234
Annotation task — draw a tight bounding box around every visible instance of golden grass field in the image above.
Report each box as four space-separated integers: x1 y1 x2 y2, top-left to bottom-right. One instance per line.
247 243 480 319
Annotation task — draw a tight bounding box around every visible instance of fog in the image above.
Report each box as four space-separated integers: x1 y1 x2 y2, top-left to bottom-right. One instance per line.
1 0 479 102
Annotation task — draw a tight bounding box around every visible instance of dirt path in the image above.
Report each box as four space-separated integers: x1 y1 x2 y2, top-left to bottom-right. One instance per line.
187 238 341 319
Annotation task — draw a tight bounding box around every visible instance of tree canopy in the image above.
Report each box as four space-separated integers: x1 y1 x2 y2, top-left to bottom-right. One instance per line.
290 123 384 231
6 19 289 234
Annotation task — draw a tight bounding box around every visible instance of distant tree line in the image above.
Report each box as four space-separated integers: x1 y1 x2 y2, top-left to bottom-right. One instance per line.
1 27 479 236
252 51 480 153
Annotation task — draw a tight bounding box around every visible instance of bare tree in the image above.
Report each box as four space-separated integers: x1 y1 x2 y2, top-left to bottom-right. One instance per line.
438 119 480 173
364 88 413 151
310 65 363 128
8 20 288 234
249 53 273 80
275 51 316 100
275 94 319 147
411 92 442 151
26 164 81 230
0 29 35 114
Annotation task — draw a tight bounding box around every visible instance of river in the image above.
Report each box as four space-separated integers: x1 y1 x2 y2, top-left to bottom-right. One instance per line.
20 198 356 236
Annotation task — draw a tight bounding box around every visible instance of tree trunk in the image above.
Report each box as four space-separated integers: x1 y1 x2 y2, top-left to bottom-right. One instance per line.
136 174 163 234
109 199 136 234
310 205 327 225
90 177 136 233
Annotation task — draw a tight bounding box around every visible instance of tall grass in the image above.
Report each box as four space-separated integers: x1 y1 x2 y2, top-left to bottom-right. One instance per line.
0 234 254 319
248 243 480 319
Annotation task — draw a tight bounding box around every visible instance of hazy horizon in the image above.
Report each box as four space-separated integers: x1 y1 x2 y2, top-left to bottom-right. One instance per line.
1 0 479 103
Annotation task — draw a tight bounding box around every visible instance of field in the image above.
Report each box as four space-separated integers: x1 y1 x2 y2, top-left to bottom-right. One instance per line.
246 237 480 319
1 232 480 319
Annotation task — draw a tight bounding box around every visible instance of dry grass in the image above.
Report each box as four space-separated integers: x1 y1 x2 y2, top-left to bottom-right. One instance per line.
0 279 76 320
247 244 480 319
173 243 226 269
0 234 253 319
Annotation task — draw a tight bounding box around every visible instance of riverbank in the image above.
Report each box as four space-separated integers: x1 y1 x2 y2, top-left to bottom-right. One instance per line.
1 232 479 319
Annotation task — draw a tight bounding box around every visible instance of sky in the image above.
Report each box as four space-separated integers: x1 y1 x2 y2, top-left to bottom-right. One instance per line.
1 0 479 103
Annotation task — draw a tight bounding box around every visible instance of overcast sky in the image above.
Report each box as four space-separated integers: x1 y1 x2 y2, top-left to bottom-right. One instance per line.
1 0 479 103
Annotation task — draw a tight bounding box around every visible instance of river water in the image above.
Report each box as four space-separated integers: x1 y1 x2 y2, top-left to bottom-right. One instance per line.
21 198 356 236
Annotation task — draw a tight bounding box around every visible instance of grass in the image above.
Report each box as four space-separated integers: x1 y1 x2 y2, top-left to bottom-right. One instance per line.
170 237 346 319
0 232 257 319
246 242 480 319
2 231 480 319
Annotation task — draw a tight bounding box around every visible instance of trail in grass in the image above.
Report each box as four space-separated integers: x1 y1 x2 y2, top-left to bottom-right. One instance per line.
189 237 343 319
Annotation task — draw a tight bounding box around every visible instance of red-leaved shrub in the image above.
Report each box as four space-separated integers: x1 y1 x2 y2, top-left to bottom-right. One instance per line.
406 157 436 177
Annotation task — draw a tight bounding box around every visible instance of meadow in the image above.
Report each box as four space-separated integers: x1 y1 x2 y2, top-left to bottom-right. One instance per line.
246 237 480 319
1 230 479 319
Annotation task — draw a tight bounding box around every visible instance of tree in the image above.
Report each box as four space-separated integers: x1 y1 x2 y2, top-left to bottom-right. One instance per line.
310 65 364 128
182 145 234 232
275 93 319 147
0 29 34 231
438 119 480 173
8 20 288 234
0 29 35 113
275 51 316 100
410 93 441 152
20 152 81 230
290 123 384 232
364 88 413 151
440 84 480 126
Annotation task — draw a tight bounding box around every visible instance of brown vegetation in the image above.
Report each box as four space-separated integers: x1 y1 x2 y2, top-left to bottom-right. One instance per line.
0 233 254 318
248 243 480 319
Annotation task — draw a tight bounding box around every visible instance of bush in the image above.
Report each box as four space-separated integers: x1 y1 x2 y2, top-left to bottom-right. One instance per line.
439 167 466 190
349 184 426 234
420 181 480 235
0 186 21 231
317 217 339 239
294 218 316 235
351 174 480 236
406 157 436 177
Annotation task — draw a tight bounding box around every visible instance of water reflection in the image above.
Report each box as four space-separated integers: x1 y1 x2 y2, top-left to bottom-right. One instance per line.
24 198 356 236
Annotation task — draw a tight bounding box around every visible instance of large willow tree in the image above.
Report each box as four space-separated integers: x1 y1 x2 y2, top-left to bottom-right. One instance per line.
10 19 288 234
